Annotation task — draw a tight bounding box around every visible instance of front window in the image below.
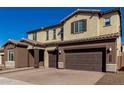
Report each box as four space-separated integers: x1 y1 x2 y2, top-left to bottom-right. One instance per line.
71 19 86 34
53 29 56 39
8 49 14 61
104 18 111 26
46 31 49 40
33 32 37 41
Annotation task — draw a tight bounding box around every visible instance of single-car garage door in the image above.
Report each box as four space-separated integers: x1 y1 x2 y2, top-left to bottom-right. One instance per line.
65 48 106 72
49 51 57 68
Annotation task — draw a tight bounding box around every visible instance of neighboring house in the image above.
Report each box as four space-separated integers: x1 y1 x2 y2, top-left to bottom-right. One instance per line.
0 48 4 65
0 48 4 69
122 43 124 52
1 8 123 72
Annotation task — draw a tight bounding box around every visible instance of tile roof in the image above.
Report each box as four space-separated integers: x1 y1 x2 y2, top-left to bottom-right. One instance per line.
3 40 28 47
2 32 120 48
0 48 4 53
20 38 44 47
45 32 120 45
27 23 62 34
27 8 120 34
60 9 100 23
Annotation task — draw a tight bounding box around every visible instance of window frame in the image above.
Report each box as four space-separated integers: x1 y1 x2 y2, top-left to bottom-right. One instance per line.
46 31 49 41
32 32 37 41
104 17 111 27
71 19 87 34
7 49 14 61
60 27 64 41
53 29 56 40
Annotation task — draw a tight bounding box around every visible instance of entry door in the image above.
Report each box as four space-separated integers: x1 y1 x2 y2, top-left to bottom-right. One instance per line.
49 51 57 68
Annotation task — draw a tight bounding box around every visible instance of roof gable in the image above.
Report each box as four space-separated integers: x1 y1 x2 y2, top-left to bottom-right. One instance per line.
3 40 28 47
20 38 44 47
60 9 100 23
27 8 120 34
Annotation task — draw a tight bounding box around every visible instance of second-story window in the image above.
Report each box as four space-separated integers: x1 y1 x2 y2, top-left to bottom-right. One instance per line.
61 27 64 41
33 32 37 41
46 31 49 41
53 29 56 39
104 18 111 26
71 19 87 34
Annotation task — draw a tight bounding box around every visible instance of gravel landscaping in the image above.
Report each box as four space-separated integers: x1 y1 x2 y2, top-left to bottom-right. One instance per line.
96 72 124 85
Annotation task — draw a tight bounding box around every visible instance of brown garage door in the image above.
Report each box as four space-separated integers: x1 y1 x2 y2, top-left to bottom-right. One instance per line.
65 49 106 72
49 51 57 68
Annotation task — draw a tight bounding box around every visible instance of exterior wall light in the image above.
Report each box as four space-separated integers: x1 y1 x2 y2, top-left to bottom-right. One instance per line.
109 48 112 52
59 50 62 54
107 47 112 53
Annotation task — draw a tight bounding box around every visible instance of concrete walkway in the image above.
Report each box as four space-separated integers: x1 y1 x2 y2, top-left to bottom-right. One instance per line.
0 77 32 85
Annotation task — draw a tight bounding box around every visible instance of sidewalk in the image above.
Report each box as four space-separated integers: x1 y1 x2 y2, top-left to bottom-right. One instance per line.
0 77 32 85
0 67 34 74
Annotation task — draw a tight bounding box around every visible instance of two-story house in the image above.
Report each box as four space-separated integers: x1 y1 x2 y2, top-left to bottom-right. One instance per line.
1 8 122 72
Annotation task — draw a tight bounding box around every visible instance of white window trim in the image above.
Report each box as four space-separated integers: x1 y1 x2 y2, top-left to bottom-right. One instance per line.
104 18 111 26
46 31 49 40
0 53 3 64
33 32 37 41
7 49 14 62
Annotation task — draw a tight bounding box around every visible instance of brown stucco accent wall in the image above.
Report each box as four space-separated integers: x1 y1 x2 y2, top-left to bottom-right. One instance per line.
28 50 35 67
4 44 28 68
14 47 28 68
58 39 117 69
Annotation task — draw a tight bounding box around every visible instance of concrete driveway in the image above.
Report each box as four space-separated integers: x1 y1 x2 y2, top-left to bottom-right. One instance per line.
0 68 104 85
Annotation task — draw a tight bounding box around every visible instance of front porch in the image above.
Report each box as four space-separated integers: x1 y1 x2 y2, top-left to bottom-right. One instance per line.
28 49 44 68
28 47 58 69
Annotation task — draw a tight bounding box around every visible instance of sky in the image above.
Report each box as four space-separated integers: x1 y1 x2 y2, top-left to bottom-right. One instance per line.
0 7 123 47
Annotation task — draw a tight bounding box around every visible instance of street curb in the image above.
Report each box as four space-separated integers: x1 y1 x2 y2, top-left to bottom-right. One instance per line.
0 67 34 74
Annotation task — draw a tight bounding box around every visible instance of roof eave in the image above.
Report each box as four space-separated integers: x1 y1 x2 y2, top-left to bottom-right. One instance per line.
27 23 63 34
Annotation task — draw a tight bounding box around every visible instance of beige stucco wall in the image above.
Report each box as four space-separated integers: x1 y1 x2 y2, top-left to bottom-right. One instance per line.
44 48 49 68
28 12 120 44
63 13 99 41
28 33 33 40
28 26 62 43
99 12 120 35
63 12 120 41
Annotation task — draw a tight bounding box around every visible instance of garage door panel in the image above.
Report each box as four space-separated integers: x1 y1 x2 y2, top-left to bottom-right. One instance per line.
66 65 101 71
65 50 103 72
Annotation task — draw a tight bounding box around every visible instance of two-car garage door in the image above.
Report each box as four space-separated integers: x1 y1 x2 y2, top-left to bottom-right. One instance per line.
48 48 106 72
65 49 106 72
